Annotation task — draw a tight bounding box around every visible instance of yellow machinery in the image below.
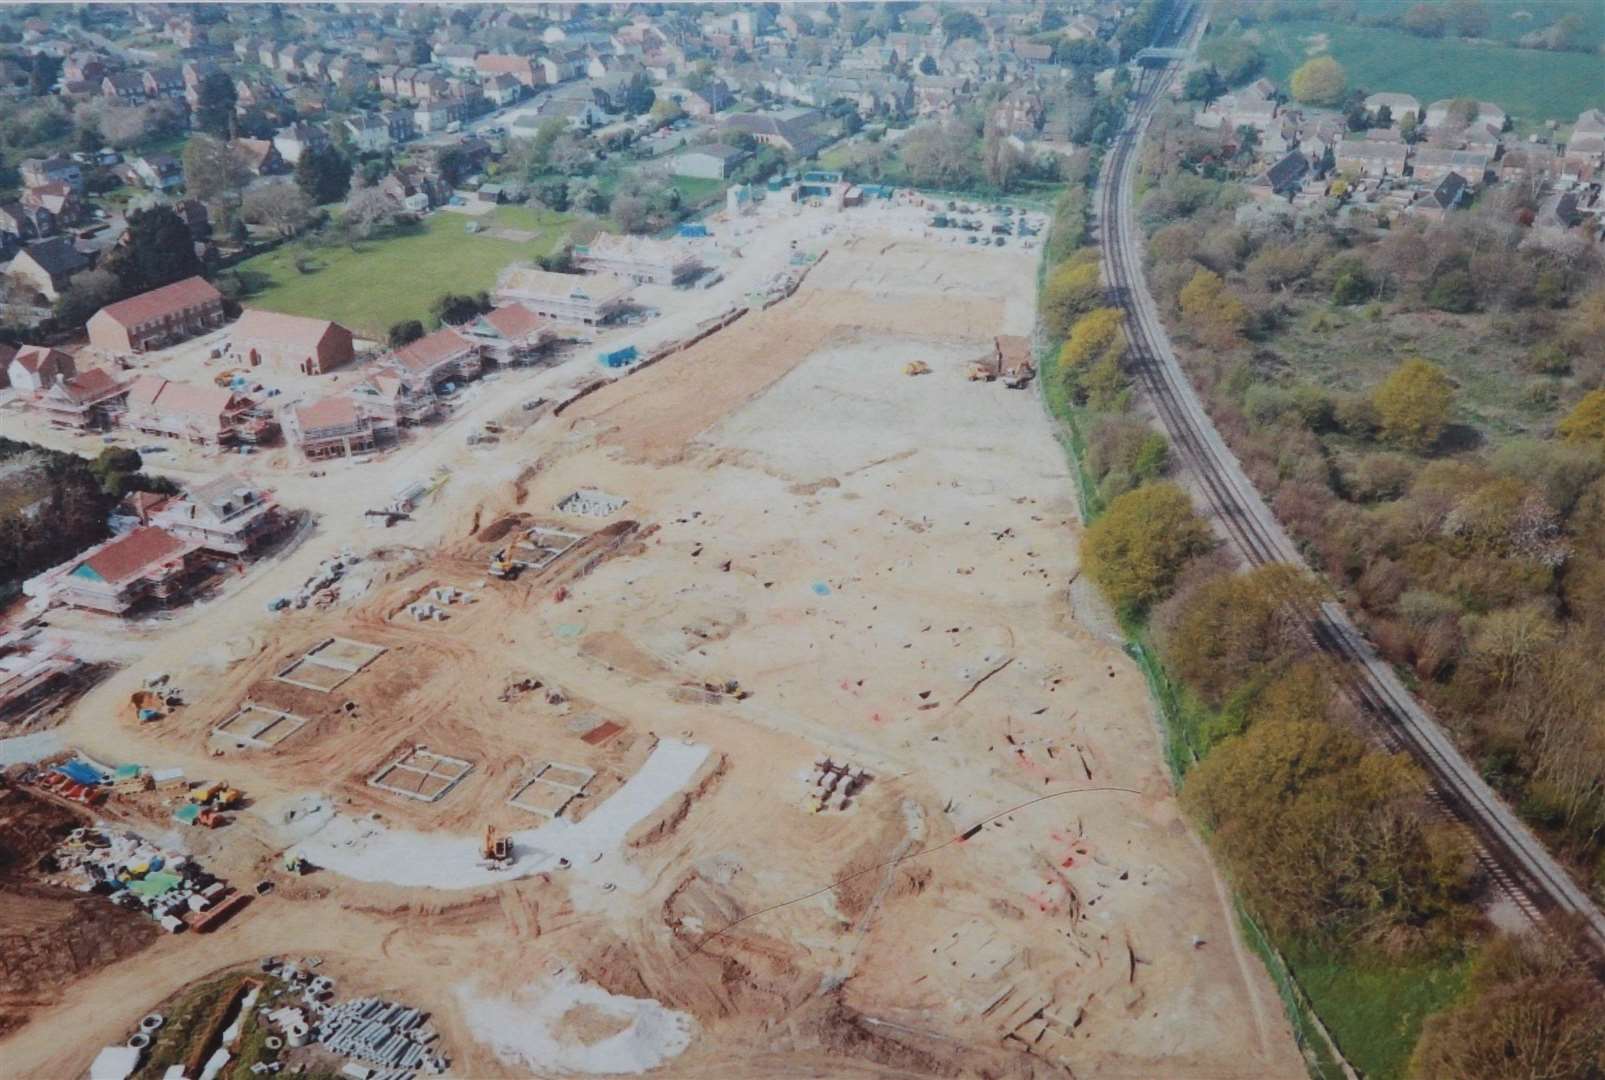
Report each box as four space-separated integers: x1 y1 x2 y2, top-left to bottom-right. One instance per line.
903 360 931 376
481 825 512 867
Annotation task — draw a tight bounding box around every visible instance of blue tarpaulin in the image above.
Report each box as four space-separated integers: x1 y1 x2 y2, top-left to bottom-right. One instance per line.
598 345 638 369
55 761 104 786
677 224 709 238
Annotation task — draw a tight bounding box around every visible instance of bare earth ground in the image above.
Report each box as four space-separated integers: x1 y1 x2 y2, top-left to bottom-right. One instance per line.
0 207 1300 1078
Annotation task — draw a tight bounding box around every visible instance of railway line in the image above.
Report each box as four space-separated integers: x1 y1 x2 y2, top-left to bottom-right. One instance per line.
1093 26 1605 957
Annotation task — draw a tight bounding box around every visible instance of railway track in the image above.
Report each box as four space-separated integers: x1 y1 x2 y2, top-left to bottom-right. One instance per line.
1093 36 1605 957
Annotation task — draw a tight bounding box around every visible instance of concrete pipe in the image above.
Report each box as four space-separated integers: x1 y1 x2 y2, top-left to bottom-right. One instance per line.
287 1023 310 1048
140 1013 164 1031
264 1035 282 1051
127 1033 151 1050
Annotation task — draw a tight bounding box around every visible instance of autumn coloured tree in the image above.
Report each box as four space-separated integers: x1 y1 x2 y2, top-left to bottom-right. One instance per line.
1082 482 1212 612
1289 56 1347 107
1058 307 1125 370
1374 358 1454 451
1411 930 1605 1080
1178 268 1249 347
1159 564 1321 705
1040 250 1103 340
1183 715 1474 943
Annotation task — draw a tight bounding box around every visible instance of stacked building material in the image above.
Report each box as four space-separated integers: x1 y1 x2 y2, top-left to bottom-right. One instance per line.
314 997 447 1075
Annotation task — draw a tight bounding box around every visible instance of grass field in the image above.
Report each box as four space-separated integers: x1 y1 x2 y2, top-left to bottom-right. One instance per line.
1289 946 1471 1080
230 206 572 338
1246 19 1603 124
670 174 725 203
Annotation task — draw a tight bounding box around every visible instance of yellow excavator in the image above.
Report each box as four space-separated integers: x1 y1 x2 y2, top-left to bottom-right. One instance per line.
480 825 512 868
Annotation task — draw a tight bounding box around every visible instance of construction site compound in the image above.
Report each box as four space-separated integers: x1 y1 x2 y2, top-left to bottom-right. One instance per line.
0 190 1302 1078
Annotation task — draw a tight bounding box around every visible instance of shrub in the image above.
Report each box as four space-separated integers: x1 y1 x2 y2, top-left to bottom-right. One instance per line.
1374 358 1454 451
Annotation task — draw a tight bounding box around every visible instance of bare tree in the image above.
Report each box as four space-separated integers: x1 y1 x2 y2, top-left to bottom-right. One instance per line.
341 181 398 246
241 184 314 238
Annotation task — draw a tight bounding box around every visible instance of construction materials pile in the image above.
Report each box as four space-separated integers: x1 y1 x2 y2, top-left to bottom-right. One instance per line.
259 958 449 1077
315 996 448 1076
270 548 362 612
42 825 240 933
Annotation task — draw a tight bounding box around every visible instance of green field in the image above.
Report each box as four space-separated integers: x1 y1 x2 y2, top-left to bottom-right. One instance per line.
1247 19 1604 124
669 174 726 203
230 206 572 338
1289 947 1471 1080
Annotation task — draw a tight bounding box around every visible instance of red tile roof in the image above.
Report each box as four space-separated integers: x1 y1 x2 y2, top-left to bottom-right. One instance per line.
12 345 71 374
76 527 190 585
482 303 549 343
292 394 360 432
56 367 126 404
94 276 222 330
391 327 472 373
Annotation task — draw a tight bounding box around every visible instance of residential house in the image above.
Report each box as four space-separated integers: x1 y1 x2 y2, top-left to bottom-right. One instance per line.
87 276 226 354
20 156 82 192
141 66 185 99
1363 92 1420 123
32 368 129 431
283 392 396 459
272 122 330 165
413 99 464 134
9 237 90 301
123 375 263 446
132 154 184 191
672 142 748 180
378 165 448 211
101 72 147 102
481 72 524 107
1424 99 1505 132
230 138 286 176
23 182 83 225
475 53 541 88
990 87 1044 136
382 327 483 394
345 112 395 153
1411 147 1492 183
464 303 555 364
535 95 604 131
494 267 633 326
181 59 222 91
1248 151 1311 199
1335 138 1408 177
434 44 481 73
1533 191 1583 240
22 526 201 615
231 309 355 374
144 474 280 555
6 345 75 393
574 233 701 285
0 202 56 244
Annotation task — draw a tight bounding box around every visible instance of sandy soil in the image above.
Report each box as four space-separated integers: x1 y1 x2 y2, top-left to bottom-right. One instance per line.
0 202 1301 1078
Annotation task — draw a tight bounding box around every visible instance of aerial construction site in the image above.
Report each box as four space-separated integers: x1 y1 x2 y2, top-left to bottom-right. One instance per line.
0 191 1301 1078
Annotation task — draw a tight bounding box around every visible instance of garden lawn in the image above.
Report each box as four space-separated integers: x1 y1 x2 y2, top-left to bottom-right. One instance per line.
1288 945 1470 1080
1247 18 1603 125
230 207 572 338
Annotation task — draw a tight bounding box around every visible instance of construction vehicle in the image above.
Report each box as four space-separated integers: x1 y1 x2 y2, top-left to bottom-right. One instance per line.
188 781 241 808
284 850 308 874
965 359 996 382
480 825 512 868
488 546 524 580
903 360 931 376
130 690 167 722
